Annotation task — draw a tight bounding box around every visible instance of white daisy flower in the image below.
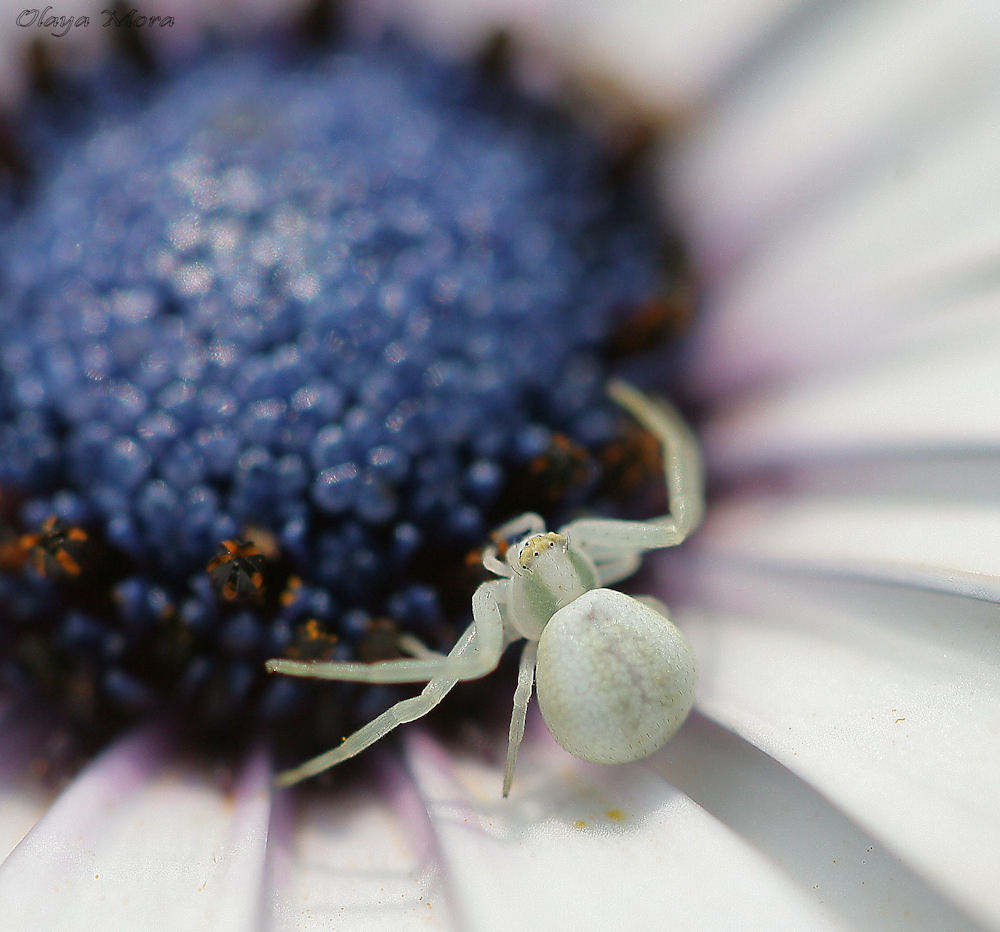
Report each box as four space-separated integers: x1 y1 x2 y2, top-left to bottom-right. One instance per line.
1 2 997 930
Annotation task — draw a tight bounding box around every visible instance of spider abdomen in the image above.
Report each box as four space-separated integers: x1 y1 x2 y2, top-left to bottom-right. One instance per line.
535 588 697 765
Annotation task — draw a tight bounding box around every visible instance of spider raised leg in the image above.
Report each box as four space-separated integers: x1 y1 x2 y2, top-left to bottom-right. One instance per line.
266 380 703 795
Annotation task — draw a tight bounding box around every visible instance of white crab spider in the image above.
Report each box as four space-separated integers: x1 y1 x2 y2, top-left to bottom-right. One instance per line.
266 380 702 796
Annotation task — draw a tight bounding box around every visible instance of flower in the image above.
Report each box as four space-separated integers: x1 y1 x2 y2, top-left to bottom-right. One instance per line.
2 2 1000 931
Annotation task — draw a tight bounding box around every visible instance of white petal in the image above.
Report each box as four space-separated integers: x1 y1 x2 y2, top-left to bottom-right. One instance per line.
650 712 984 931
668 558 1000 930
0 727 272 931
670 2 1000 271
689 493 1000 600
701 328 1000 474
681 106 1000 399
399 724 848 931
658 3 1000 400
528 0 805 110
264 751 453 929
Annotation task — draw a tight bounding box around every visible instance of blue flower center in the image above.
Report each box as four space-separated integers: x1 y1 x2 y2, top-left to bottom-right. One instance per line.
0 35 672 760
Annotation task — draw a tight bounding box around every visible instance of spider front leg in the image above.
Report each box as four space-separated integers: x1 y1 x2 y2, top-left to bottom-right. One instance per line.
269 582 509 787
266 582 506 684
563 380 704 582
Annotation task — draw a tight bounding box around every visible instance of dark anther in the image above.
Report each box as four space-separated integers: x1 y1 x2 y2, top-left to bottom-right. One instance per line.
206 539 267 605
20 517 90 580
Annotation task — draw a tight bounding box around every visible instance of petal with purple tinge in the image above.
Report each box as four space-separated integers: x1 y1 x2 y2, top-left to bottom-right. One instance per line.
0 728 272 931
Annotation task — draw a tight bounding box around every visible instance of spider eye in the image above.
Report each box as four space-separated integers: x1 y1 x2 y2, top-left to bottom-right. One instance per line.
517 531 567 570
